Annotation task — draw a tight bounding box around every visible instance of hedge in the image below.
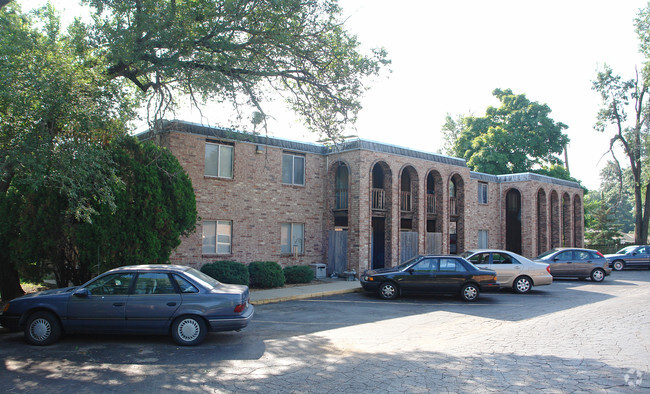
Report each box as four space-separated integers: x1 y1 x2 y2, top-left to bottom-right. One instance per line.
248 261 285 288
283 265 314 284
200 261 249 285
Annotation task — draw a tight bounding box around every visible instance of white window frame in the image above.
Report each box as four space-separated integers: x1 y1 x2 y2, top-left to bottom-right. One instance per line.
205 142 233 178
202 220 232 255
282 153 305 186
478 182 488 204
281 223 305 254
478 230 489 249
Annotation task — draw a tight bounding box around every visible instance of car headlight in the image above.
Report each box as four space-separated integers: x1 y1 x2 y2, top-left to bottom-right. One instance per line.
2 303 9 313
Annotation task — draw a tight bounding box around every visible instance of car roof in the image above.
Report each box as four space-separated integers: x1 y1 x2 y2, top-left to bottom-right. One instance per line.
106 264 192 273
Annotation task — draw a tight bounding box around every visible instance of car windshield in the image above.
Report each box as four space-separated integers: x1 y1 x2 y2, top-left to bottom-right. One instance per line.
183 267 222 289
394 255 421 271
536 249 558 260
616 246 637 255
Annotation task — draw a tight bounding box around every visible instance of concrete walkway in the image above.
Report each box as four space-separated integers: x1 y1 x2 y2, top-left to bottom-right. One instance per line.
249 279 362 305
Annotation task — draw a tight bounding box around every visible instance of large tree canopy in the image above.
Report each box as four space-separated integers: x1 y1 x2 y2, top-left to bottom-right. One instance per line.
79 0 389 139
448 88 569 175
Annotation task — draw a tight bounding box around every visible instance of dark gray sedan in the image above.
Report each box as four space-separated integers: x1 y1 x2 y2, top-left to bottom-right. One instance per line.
0 265 254 346
534 248 612 282
605 245 650 271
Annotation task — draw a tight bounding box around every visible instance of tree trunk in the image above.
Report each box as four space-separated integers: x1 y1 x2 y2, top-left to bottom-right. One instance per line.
641 182 650 243
0 256 24 301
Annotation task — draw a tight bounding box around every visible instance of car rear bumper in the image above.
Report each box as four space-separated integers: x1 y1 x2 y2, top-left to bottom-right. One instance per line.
480 283 501 292
532 275 553 286
207 304 254 332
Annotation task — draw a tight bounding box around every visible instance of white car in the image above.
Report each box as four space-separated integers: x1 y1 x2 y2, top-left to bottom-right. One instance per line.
461 250 553 294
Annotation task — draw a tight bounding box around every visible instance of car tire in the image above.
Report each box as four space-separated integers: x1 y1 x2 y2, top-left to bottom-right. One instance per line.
513 276 532 294
590 268 606 282
378 282 399 300
460 283 480 302
612 260 625 271
171 315 207 346
24 311 62 346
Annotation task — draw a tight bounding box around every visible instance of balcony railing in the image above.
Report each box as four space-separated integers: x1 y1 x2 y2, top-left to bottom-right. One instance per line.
400 191 412 212
427 193 436 214
372 188 385 210
335 189 348 210
450 197 458 215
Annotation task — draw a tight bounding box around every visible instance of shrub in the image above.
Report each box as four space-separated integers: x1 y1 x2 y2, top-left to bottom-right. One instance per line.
200 261 249 285
248 261 285 288
283 265 314 284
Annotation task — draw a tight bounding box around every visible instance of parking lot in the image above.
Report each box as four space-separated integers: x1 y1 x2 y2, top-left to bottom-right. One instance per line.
1 270 649 392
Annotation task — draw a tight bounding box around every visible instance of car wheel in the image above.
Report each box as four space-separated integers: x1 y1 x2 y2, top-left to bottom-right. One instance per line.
171 315 207 346
378 282 399 300
590 268 606 282
460 283 480 302
513 276 532 294
24 311 62 346
612 260 625 271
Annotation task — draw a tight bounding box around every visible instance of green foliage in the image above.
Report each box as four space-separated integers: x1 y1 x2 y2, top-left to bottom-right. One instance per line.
248 261 285 289
584 192 623 245
201 261 249 285
450 89 569 175
283 265 314 284
80 0 390 140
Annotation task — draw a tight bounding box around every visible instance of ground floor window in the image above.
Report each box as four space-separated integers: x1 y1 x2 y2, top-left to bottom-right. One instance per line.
478 230 488 249
281 223 304 254
202 220 232 254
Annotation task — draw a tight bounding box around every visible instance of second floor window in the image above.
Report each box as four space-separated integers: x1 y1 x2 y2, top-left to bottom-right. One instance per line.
478 182 488 204
282 153 305 185
205 142 233 178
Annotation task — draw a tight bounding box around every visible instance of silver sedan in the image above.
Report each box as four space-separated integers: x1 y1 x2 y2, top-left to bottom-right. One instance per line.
462 250 553 294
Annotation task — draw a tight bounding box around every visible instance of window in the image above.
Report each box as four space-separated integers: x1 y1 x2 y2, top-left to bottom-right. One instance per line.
202 220 232 254
439 258 466 272
87 273 135 295
282 153 305 185
412 258 438 272
281 223 304 254
575 250 591 260
478 182 488 204
468 252 489 265
205 142 233 178
556 251 573 261
492 253 514 264
134 273 176 295
173 274 199 294
478 230 488 249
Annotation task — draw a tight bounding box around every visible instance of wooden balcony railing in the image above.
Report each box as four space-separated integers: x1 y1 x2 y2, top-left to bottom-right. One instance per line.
400 191 412 212
335 189 348 209
427 193 436 214
372 188 385 210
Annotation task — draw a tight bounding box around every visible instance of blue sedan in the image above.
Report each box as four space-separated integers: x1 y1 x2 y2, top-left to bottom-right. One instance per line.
0 265 254 346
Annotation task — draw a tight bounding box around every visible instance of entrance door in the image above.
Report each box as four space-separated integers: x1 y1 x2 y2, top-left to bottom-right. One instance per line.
328 230 348 275
371 217 386 269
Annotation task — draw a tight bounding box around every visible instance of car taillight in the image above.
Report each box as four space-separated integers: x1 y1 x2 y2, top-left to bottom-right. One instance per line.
546 265 551 274
234 302 247 313
596 251 605 258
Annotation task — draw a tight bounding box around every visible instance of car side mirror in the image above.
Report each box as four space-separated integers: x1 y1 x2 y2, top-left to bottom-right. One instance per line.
553 257 559 261
407 268 414 274
73 288 89 298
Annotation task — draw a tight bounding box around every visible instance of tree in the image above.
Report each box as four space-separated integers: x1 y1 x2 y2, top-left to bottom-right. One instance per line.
592 65 650 244
0 4 137 300
79 0 390 140
448 88 569 175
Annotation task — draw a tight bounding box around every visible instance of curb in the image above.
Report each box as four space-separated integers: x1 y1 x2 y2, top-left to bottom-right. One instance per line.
251 286 363 305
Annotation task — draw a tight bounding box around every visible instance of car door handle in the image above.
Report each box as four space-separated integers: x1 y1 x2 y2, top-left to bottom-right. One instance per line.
167 302 177 307
113 302 124 307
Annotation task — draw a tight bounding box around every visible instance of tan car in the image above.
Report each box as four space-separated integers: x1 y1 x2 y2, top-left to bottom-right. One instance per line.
462 250 553 294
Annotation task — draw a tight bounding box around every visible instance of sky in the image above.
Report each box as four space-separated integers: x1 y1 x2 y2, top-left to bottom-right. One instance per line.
27 0 650 190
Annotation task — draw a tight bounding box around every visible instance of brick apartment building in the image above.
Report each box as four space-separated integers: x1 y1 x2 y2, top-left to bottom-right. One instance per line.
143 120 584 276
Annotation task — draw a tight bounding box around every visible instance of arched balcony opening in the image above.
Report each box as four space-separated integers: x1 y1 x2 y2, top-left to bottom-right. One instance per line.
537 189 548 255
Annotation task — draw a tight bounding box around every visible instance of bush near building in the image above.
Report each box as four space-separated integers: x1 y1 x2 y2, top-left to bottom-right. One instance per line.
249 261 285 288
200 261 249 285
283 265 314 284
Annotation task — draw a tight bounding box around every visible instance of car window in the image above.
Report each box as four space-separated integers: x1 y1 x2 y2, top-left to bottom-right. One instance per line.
637 247 647 254
467 253 488 265
574 251 590 260
173 274 199 293
492 253 513 264
439 258 466 272
555 251 573 261
411 258 438 273
134 272 177 295
87 273 135 296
